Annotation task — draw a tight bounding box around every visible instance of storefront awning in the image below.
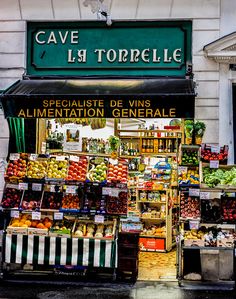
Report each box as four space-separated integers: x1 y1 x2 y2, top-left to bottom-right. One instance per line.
0 78 195 119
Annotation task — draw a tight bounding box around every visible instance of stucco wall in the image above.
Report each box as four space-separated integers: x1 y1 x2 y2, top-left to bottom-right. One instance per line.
0 0 233 196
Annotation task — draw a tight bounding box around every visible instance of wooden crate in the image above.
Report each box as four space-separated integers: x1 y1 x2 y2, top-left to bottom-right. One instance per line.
6 227 28 235
217 238 234 248
28 228 48 236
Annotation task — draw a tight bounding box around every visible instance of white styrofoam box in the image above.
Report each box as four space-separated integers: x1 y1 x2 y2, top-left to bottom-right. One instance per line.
196 81 219 99
198 120 219 144
53 0 80 20
194 71 219 81
111 0 142 19
0 32 25 53
171 0 220 19
0 138 9 158
195 106 219 120
0 54 25 68
193 55 219 72
0 0 21 20
0 69 25 78
0 77 22 91
0 21 26 32
193 19 220 31
193 30 220 55
0 115 9 138
196 99 219 107
137 0 172 19
20 0 53 20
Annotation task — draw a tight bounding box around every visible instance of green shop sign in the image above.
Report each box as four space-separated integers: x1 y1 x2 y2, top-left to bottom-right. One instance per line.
27 21 192 76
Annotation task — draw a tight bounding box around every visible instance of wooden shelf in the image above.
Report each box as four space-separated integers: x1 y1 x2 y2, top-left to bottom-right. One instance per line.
137 201 166 204
139 235 166 238
140 217 166 221
118 129 182 133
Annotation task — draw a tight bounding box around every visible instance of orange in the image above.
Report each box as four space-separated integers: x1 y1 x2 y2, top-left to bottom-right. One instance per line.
44 222 52 229
37 223 45 229
25 220 31 227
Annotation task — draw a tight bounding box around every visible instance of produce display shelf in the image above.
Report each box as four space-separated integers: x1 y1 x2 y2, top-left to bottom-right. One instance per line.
179 184 200 188
141 153 177 157
182 246 234 251
137 188 169 191
200 185 236 192
140 217 166 221
117 129 182 133
179 217 201 221
137 201 166 204
139 235 166 239
119 155 141 159
62 151 111 158
40 208 60 212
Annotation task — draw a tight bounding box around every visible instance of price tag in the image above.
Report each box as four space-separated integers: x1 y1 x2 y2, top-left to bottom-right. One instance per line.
32 183 42 191
9 153 20 161
32 211 41 220
69 155 80 162
10 210 19 218
66 185 77 194
210 160 219 169
54 212 63 220
29 154 38 161
111 188 120 197
19 183 28 190
102 187 111 195
200 192 210 200
178 166 188 174
189 188 200 197
55 155 66 161
50 185 56 192
109 158 118 165
95 215 104 223
6 183 19 189
211 146 220 153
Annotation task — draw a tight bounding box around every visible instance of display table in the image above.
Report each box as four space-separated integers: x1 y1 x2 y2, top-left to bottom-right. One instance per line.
4 234 117 268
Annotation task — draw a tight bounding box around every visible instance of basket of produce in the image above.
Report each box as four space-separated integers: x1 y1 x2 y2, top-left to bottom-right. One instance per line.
49 218 74 238
26 155 48 180
86 157 108 183
65 156 88 182
201 144 228 164
0 184 23 209
41 188 63 210
106 188 128 215
107 159 128 184
46 156 68 180
201 166 236 188
180 145 200 166
5 153 28 183
20 189 43 211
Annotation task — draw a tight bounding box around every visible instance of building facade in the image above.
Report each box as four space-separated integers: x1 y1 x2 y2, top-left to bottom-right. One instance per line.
0 0 236 200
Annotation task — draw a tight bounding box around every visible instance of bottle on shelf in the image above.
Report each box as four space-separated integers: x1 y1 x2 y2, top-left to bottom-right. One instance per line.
159 139 163 152
142 139 146 153
154 139 158 153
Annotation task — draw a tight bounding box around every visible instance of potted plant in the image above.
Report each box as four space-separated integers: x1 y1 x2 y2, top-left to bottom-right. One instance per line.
194 121 206 145
184 120 194 144
108 135 121 159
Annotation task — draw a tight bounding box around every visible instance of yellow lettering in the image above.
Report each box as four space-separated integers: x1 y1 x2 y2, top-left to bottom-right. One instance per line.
43 100 49 107
18 109 26 117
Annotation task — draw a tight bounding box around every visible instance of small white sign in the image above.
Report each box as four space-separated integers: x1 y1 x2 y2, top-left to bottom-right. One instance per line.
189 188 200 197
55 155 67 161
178 166 188 174
50 185 56 192
6 184 19 189
32 211 41 220
211 146 220 153
102 187 112 195
95 215 104 223
32 183 42 192
200 192 210 200
29 154 38 161
54 212 63 220
210 160 219 169
10 210 19 218
109 158 118 165
9 153 20 161
69 155 80 162
111 188 120 197
66 185 77 194
19 183 28 190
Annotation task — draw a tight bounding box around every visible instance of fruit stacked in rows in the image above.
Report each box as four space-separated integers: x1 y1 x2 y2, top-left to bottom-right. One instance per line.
1 188 22 208
222 198 236 222
107 191 128 215
201 145 228 164
181 149 199 166
66 157 88 181
21 190 42 210
27 160 48 179
9 214 52 229
178 168 200 185
50 220 73 234
41 191 62 210
180 192 200 218
47 158 68 179
107 162 128 184
6 156 27 180
61 193 80 210
87 160 108 182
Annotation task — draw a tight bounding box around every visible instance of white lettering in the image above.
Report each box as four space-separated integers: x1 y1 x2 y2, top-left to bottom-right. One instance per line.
130 49 140 63
47 32 57 44
164 49 172 62
106 49 117 62
77 49 87 62
35 31 46 44
173 48 182 63
141 48 150 63
94 49 106 63
71 31 79 44
58 31 69 44
153 49 160 62
118 49 128 62
67 49 75 63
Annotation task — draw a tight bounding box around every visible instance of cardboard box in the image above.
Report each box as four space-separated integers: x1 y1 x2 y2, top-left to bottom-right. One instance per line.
184 239 204 247
6 227 28 235
217 238 234 248
28 228 48 236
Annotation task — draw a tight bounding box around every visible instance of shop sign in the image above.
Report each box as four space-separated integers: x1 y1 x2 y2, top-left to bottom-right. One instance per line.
4 95 195 119
27 21 192 76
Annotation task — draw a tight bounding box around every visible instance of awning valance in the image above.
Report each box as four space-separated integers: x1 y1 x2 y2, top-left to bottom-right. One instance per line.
1 78 195 119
